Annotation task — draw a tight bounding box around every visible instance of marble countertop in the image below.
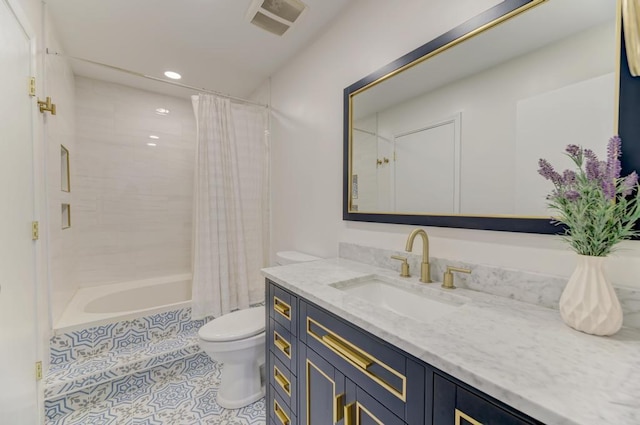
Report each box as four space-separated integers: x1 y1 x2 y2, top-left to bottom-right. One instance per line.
262 258 640 425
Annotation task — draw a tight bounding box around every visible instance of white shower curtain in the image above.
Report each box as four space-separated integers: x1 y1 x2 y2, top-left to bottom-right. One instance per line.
191 94 269 320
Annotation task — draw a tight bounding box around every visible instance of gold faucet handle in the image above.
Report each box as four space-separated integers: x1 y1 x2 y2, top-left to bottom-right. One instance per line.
442 266 471 289
390 255 410 277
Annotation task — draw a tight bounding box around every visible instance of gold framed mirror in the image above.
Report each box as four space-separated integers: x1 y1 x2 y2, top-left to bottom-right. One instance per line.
343 0 632 233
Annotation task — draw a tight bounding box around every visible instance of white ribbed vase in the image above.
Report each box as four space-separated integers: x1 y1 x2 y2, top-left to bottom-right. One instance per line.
559 255 623 336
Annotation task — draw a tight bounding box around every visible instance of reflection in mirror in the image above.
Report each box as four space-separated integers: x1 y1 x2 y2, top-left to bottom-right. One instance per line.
349 0 617 218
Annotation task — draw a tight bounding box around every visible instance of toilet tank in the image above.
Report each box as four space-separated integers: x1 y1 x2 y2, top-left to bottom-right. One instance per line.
275 251 321 266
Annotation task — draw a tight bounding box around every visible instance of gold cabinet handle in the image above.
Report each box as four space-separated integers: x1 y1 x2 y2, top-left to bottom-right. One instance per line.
274 296 291 320
344 402 355 425
455 408 483 425
273 366 291 396
322 334 372 370
334 393 345 423
274 332 291 358
274 399 290 425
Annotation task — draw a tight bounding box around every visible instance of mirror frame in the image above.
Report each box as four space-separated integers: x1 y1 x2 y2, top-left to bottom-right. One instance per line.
343 0 640 234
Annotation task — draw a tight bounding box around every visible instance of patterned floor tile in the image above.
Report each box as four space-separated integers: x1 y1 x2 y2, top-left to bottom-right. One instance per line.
45 331 200 400
47 353 266 425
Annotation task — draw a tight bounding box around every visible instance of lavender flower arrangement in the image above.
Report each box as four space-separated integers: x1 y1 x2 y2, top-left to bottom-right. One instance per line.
538 136 640 257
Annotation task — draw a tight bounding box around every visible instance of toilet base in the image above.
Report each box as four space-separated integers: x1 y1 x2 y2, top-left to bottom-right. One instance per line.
216 358 265 409
217 386 265 410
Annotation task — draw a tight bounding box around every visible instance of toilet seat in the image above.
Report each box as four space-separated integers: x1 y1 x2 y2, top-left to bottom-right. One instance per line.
199 306 265 342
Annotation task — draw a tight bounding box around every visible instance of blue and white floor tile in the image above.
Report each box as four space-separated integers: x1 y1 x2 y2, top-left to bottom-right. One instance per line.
46 308 210 400
46 353 266 425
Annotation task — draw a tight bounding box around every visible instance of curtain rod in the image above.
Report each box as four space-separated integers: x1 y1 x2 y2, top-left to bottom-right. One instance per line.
46 49 269 108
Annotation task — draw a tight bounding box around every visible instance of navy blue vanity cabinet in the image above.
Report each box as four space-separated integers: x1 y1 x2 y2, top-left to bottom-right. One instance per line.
433 374 541 425
267 280 299 425
299 300 426 425
266 279 543 425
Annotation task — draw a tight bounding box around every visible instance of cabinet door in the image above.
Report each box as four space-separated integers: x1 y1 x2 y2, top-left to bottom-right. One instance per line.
301 300 424 422
299 344 346 425
343 378 405 425
433 374 536 425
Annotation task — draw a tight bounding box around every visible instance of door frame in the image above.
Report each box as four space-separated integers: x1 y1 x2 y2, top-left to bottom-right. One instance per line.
3 0 48 422
392 112 462 213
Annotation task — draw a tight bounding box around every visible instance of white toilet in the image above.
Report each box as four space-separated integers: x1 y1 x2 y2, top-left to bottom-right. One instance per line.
198 250 321 409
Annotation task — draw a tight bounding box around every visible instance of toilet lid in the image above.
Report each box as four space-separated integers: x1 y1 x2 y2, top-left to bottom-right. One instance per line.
198 306 265 342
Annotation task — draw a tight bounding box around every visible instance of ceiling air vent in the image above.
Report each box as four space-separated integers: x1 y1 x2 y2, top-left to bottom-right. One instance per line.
246 0 307 36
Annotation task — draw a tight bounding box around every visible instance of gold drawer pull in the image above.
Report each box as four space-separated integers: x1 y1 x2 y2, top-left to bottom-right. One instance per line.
344 402 355 425
273 365 291 396
334 393 345 423
455 408 483 425
274 331 291 358
307 316 406 401
322 334 372 370
274 296 291 320
274 399 290 425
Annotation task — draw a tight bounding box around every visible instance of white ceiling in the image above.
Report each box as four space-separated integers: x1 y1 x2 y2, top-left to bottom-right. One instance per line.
46 0 352 100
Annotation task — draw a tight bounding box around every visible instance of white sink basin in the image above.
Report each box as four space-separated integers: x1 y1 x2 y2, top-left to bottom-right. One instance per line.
331 277 464 323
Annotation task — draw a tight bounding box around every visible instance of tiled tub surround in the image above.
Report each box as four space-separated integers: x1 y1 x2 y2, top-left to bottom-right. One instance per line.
339 242 640 329
73 77 196 290
46 307 209 420
262 257 640 424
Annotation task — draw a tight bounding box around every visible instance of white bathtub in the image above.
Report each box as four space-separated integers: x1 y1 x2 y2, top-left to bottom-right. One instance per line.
54 274 192 333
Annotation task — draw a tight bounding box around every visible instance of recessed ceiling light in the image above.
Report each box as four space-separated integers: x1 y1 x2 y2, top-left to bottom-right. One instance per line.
164 71 181 80
155 108 170 115
149 135 160 139
147 142 157 147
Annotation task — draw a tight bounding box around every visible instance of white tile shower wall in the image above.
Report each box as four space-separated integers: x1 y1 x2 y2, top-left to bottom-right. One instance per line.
351 128 378 212
259 0 640 288
73 77 196 288
45 14 78 327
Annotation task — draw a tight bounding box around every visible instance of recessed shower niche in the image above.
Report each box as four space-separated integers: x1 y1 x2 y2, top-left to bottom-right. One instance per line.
60 145 69 192
61 203 70 229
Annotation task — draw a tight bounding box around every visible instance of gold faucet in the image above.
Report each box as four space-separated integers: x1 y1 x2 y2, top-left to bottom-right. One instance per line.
405 229 432 283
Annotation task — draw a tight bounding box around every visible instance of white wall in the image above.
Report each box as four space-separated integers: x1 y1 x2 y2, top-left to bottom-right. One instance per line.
72 77 196 291
45 13 77 326
262 0 640 288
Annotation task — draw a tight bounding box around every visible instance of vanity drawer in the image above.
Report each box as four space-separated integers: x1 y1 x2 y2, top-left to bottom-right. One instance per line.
270 350 297 415
270 318 297 374
300 300 424 422
268 281 297 336
269 384 296 425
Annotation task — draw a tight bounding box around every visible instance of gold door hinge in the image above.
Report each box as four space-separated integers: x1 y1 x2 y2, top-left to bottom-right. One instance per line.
32 221 39 240
35 361 42 381
28 77 36 97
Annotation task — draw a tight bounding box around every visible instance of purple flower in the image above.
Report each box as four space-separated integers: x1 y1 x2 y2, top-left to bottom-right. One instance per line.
562 170 577 186
622 171 639 197
584 149 598 162
564 190 580 201
565 144 581 157
602 180 616 201
585 158 604 181
606 135 622 180
538 159 562 185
